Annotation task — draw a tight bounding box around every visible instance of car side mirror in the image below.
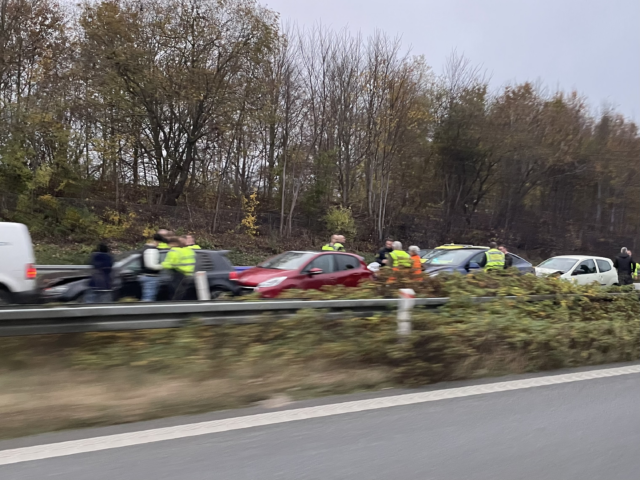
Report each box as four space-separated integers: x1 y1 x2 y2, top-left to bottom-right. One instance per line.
468 262 480 270
308 268 323 275
572 269 584 276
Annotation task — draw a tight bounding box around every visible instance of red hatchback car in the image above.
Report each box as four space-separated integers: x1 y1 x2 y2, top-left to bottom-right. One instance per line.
234 251 371 298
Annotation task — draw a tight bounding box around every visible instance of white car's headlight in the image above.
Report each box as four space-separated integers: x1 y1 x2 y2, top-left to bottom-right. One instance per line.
257 277 287 288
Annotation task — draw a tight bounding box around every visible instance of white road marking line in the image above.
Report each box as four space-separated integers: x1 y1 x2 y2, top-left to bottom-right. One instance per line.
1 364 639 466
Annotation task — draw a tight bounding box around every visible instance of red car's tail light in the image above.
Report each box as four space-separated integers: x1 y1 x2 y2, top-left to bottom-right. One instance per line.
229 271 238 281
26 263 37 280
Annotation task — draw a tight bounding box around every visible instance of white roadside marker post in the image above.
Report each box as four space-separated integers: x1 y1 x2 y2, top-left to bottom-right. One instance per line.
195 271 211 301
397 288 415 336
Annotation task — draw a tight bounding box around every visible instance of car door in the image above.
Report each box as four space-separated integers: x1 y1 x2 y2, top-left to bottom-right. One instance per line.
570 259 598 285
595 259 615 286
332 254 362 287
298 254 336 291
117 255 143 300
467 252 486 272
510 254 534 274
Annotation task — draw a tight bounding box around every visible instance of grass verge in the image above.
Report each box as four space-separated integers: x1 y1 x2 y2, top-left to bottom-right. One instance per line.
0 363 391 440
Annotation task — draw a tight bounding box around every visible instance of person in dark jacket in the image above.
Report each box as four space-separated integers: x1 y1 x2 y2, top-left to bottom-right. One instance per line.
613 247 634 285
376 239 394 266
87 242 114 303
498 245 514 269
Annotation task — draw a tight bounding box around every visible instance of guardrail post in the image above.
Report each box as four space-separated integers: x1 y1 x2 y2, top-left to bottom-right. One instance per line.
397 288 415 336
195 271 211 301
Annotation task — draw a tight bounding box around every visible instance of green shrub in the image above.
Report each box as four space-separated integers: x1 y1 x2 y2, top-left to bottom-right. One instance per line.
323 206 357 241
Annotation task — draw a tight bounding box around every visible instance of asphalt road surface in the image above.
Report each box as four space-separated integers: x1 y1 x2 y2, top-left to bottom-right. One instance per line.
1 364 639 480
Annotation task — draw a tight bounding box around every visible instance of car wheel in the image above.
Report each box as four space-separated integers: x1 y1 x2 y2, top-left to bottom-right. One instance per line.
210 288 228 300
0 289 12 305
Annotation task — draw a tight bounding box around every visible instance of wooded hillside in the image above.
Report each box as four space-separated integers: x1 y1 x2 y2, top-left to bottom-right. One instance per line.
1 0 639 255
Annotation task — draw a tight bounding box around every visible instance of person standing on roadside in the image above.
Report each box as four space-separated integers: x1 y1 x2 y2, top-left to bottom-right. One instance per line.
630 250 638 281
614 247 634 285
478 242 505 271
161 237 182 298
156 229 171 249
186 234 201 250
322 235 344 251
87 242 113 303
140 234 163 302
337 235 346 251
408 245 423 277
376 238 394 266
322 235 337 251
388 241 412 269
498 245 514 269
162 236 196 300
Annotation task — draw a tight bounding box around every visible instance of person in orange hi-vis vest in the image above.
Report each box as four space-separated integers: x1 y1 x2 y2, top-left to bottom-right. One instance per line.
408 245 423 279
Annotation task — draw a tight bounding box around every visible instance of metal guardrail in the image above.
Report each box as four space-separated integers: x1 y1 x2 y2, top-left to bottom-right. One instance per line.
0 294 596 337
35 265 253 274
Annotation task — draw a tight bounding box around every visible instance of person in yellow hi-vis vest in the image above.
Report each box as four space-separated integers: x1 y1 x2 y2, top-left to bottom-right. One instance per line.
478 242 505 271
629 250 638 281
388 241 412 269
385 241 412 283
186 234 201 250
162 236 195 299
322 235 345 251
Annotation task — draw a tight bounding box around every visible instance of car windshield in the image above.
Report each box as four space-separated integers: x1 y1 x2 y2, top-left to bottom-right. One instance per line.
538 258 579 273
258 252 316 270
427 249 483 265
422 249 446 261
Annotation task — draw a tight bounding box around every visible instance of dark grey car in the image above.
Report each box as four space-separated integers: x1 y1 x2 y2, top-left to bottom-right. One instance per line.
424 248 535 276
41 249 240 303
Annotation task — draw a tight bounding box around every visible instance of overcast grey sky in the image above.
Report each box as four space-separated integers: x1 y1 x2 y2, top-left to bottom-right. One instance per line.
264 0 640 120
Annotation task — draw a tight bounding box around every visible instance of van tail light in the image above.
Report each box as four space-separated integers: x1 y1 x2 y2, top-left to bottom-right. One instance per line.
229 271 238 281
26 263 37 280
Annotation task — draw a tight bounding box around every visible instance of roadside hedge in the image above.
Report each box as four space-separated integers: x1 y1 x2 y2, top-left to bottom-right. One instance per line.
5 291 635 387
238 268 631 301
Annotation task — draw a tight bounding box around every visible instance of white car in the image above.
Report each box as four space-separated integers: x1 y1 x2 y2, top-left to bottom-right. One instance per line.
535 255 618 286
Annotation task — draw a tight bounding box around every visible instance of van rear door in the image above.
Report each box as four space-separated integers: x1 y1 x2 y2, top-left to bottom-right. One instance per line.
0 222 37 303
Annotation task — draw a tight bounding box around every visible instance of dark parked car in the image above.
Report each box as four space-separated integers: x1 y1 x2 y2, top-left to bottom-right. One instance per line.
424 247 534 276
41 249 240 302
234 251 371 298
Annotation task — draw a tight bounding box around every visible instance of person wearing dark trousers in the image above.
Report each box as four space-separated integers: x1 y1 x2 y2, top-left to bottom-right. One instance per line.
86 243 113 303
614 247 634 286
140 234 164 301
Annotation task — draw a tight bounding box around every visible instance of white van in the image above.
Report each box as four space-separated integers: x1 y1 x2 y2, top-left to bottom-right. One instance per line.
0 222 38 304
